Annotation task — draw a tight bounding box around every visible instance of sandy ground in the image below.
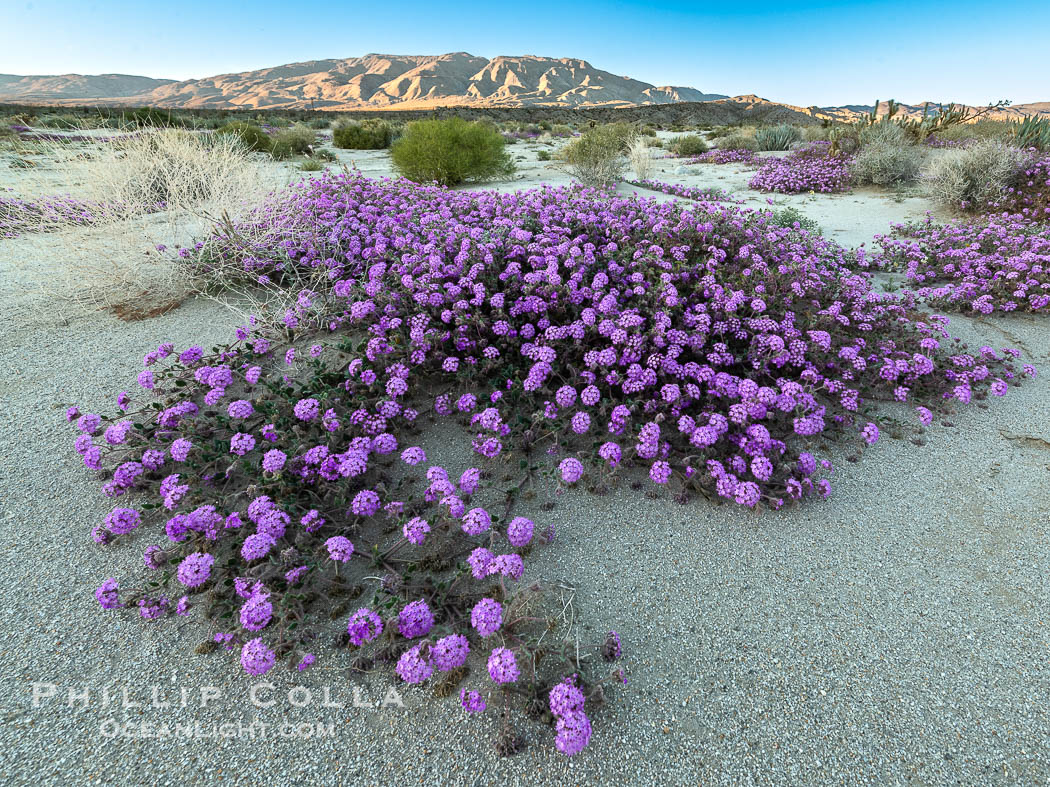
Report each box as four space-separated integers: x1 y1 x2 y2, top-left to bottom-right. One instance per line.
0 131 1048 785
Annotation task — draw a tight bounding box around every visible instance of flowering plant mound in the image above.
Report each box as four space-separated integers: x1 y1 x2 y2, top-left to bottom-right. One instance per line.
872 160 1050 315
749 144 853 194
77 172 1031 755
691 148 757 165
627 179 740 204
0 192 99 238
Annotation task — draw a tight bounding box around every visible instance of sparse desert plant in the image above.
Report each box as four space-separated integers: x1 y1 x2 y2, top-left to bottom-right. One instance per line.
333 119 397 150
390 117 514 186
549 124 573 137
556 123 637 187
310 148 337 162
299 159 325 171
307 117 331 130
803 126 830 142
216 121 274 154
270 124 316 159
765 205 822 234
537 149 552 161
14 127 272 313
123 107 179 128
627 137 654 180
667 134 708 157
754 124 803 151
715 133 759 152
923 140 1031 210
852 125 924 186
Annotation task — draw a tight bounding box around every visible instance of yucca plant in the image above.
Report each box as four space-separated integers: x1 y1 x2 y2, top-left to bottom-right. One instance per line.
1012 116 1050 151
754 124 802 151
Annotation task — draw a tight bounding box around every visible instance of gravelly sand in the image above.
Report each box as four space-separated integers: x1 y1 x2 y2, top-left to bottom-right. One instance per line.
1 147 1048 785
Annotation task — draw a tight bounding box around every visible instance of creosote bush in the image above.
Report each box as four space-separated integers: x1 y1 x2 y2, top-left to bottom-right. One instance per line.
216 121 274 155
333 119 398 150
270 124 316 160
557 123 637 187
667 134 709 157
390 118 514 187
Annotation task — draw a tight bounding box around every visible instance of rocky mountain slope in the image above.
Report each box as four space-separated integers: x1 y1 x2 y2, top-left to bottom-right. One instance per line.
0 53 726 110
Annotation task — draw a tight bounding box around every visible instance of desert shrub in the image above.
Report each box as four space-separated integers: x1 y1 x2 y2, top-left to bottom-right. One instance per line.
311 148 337 162
803 126 829 142
37 113 84 129
829 126 861 156
537 149 552 161
556 123 637 187
124 107 179 128
333 119 397 150
627 137 654 180
270 124 316 159
217 121 274 154
923 140 1031 210
851 127 923 186
859 121 907 148
765 205 821 234
754 125 803 151
715 133 759 152
937 119 1012 143
307 118 331 130
390 117 514 186
668 134 708 157
549 124 573 138
299 159 324 171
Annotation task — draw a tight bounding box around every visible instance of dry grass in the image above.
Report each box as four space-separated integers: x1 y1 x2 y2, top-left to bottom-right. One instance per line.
628 138 654 180
9 126 279 315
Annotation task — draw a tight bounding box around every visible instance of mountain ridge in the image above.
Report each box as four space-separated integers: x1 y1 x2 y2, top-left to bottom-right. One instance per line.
1 54 1047 120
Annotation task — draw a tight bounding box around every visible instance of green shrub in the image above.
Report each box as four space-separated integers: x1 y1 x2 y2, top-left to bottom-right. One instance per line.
390 117 515 186
216 121 274 154
307 118 331 130
311 148 337 162
754 124 803 151
557 123 637 187
537 149 552 161
668 134 708 157
716 133 759 151
550 124 573 138
124 107 179 128
270 124 316 159
765 206 821 234
333 119 397 150
299 159 325 172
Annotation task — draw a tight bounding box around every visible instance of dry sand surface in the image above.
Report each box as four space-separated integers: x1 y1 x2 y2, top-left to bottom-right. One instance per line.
1 131 1048 785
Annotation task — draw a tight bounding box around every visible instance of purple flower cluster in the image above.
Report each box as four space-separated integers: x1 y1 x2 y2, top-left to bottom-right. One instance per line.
76 169 1036 759
749 146 853 193
691 148 757 164
873 162 1050 314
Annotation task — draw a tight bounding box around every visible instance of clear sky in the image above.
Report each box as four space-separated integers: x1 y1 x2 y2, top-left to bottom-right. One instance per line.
2 0 1047 106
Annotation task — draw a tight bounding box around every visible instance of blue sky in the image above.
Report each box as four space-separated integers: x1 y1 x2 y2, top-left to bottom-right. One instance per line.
2 0 1047 106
